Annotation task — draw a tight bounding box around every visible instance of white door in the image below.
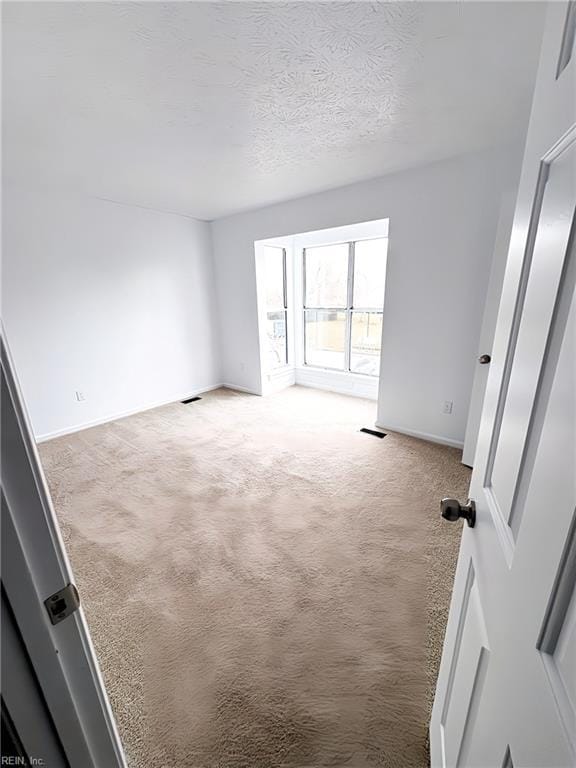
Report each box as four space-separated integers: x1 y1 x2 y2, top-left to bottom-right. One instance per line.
431 3 576 767
1 331 127 767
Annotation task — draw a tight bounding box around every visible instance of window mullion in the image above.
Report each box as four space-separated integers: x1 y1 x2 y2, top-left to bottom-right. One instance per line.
345 241 354 372
282 248 288 365
282 248 287 310
302 250 307 364
284 309 288 365
302 249 307 308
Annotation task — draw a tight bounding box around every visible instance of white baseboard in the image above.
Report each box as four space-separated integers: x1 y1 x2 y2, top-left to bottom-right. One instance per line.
220 383 262 396
35 383 225 443
261 366 296 395
35 383 462 453
375 422 464 450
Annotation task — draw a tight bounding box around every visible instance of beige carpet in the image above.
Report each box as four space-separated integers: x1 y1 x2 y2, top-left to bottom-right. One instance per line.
39 386 469 768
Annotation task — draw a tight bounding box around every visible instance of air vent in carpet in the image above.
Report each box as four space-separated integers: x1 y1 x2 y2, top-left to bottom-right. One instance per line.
360 428 386 438
181 396 202 404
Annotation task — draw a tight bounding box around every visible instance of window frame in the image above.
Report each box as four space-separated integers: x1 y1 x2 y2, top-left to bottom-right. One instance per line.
264 246 289 370
302 238 385 377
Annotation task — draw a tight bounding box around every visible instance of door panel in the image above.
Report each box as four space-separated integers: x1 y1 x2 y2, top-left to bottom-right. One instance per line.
534 291 576 756
544 579 576 751
440 563 490 768
489 142 576 537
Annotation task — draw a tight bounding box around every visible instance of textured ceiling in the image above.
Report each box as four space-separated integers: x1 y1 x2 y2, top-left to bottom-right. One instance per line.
3 1 544 220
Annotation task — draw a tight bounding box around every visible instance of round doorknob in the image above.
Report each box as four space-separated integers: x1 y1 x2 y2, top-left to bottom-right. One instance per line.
478 354 491 364
441 498 476 528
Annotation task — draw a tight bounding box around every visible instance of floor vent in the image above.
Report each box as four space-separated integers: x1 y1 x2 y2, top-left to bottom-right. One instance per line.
181 396 202 404
360 428 386 438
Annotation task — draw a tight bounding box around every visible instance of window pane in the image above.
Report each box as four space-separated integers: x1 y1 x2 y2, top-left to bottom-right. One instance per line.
304 310 346 369
353 238 387 308
266 311 287 369
350 312 382 376
305 244 348 307
264 247 285 309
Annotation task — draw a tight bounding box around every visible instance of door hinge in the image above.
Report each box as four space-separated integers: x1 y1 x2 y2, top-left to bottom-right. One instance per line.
44 583 80 625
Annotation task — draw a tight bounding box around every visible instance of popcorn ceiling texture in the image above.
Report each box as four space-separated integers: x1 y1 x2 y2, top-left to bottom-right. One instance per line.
40 386 468 767
4 2 543 218
208 2 420 172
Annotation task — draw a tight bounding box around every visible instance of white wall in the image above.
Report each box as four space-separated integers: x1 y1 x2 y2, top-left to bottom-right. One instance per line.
212 148 519 448
3 147 520 448
2 188 221 439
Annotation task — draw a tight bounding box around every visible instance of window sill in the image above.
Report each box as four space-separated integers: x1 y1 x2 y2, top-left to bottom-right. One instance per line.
297 365 378 380
294 366 379 400
267 364 292 376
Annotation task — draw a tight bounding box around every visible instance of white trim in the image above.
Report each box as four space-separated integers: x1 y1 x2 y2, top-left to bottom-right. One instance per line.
296 366 378 400
35 384 225 443
292 218 389 249
254 242 295 394
375 421 464 449
261 365 296 395
35 380 460 449
267 364 293 379
257 219 389 250
220 383 262 396
36 383 266 443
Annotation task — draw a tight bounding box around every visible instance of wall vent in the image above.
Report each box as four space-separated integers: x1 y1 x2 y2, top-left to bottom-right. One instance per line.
360 428 386 438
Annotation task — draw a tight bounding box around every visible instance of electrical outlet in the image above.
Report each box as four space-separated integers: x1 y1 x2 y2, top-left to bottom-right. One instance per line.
240 362 245 372
75 391 86 402
442 400 453 415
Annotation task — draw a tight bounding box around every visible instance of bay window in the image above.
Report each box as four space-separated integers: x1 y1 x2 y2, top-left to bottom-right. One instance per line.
303 238 387 377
